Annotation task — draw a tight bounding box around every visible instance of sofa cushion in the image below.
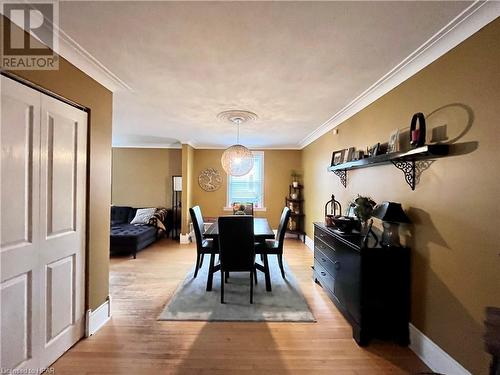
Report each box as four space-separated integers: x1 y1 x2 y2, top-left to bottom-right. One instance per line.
110 224 157 250
130 208 156 225
111 206 133 225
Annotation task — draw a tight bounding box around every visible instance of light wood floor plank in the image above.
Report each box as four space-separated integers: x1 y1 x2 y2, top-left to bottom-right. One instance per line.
51 238 429 374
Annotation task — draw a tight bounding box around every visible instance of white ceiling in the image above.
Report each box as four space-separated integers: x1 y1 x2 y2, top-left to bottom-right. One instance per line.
58 1 473 149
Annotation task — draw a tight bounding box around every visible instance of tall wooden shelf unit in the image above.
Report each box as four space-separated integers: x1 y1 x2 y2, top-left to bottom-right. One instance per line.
285 184 306 242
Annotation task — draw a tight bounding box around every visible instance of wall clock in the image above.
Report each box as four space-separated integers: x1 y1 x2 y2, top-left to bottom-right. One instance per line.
198 168 223 192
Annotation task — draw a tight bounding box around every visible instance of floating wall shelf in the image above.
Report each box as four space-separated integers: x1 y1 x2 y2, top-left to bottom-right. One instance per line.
328 144 449 190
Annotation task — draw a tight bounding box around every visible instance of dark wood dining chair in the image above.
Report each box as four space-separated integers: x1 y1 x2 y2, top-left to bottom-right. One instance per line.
189 206 218 278
218 216 256 304
258 207 291 279
232 202 254 216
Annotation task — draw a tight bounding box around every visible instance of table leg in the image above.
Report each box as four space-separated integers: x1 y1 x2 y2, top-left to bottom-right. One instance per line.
262 254 272 292
206 253 216 291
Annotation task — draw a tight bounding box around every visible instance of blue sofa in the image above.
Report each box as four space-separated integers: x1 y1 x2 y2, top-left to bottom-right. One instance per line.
110 206 159 259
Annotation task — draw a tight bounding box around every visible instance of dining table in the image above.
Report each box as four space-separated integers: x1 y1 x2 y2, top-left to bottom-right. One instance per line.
203 217 276 292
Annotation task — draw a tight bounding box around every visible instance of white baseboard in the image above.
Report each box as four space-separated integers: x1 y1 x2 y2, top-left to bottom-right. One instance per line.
179 233 191 244
409 323 471 375
304 235 314 251
85 296 111 337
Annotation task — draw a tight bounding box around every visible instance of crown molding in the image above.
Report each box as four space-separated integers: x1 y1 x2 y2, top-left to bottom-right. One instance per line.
111 144 182 150
57 27 132 92
298 0 500 149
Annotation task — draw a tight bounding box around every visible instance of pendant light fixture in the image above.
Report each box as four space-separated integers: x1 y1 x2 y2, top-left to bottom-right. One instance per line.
218 110 257 177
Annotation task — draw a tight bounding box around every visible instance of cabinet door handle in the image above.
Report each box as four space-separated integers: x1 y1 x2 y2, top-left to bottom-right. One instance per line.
334 261 341 270
320 271 327 276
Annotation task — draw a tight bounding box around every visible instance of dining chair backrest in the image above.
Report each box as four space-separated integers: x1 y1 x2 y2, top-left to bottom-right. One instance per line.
189 206 205 247
276 207 292 248
232 202 254 216
218 216 255 271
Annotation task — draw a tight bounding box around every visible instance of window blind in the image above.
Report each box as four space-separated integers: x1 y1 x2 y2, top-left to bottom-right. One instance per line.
227 152 264 208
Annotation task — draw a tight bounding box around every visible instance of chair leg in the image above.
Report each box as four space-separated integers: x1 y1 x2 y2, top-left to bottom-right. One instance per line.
206 254 216 291
194 253 201 278
254 269 258 284
199 253 205 269
278 254 286 279
225 271 229 283
220 269 225 304
250 270 254 304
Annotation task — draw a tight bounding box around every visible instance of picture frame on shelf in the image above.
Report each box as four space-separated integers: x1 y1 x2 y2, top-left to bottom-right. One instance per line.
346 147 355 162
353 150 364 160
331 149 346 166
368 143 380 157
387 129 400 153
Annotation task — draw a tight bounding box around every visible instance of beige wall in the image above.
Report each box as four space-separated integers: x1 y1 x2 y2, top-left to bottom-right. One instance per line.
191 149 302 229
112 148 181 208
302 20 500 375
181 144 194 234
3 17 113 310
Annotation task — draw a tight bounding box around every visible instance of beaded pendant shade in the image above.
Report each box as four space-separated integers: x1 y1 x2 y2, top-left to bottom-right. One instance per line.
219 110 257 177
221 143 254 176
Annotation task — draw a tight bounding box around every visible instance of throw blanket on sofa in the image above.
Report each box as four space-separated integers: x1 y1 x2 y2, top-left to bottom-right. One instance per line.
148 208 169 233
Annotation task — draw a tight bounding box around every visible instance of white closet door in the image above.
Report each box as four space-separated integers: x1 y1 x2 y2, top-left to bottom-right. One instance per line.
39 92 87 367
1 76 42 371
1 76 87 371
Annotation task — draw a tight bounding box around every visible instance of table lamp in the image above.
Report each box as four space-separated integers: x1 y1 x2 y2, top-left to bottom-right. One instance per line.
372 201 410 247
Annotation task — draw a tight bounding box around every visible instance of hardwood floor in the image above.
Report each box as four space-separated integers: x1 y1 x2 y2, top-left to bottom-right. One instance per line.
52 238 429 374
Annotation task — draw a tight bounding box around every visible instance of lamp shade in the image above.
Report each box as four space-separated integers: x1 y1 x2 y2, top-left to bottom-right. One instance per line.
372 201 410 223
221 144 254 176
173 176 182 192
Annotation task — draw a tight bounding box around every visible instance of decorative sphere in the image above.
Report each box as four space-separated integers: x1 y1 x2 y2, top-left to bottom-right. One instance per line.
221 144 254 176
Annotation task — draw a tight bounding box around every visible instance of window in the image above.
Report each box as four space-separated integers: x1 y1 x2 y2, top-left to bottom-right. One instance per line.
227 151 265 209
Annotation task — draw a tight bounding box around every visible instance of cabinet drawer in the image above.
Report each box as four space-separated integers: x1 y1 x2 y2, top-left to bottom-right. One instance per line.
315 248 339 278
314 258 335 294
314 239 337 263
315 225 358 254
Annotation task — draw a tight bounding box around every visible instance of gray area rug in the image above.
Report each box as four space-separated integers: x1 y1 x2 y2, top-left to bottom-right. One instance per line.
158 255 315 322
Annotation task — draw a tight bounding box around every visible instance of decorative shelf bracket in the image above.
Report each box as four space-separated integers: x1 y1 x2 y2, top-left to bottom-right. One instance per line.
333 169 347 188
391 160 416 190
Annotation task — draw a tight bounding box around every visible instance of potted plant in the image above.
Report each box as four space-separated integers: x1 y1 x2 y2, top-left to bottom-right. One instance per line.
351 195 376 233
291 170 301 188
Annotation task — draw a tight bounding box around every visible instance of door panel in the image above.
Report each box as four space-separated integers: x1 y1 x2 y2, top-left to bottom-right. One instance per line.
0 97 34 248
1 76 41 371
46 113 78 237
46 255 75 342
0 272 32 370
39 93 87 367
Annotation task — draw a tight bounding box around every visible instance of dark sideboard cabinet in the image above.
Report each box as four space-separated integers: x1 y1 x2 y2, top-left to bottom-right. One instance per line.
313 223 410 346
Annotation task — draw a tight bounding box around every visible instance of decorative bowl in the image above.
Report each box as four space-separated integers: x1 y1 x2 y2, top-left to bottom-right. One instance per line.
331 216 360 234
